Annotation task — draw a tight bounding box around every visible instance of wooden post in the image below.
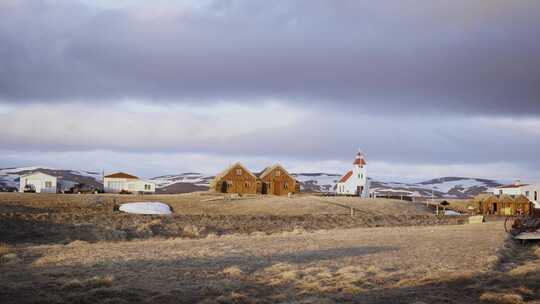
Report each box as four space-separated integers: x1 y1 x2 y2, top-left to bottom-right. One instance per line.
350 207 354 217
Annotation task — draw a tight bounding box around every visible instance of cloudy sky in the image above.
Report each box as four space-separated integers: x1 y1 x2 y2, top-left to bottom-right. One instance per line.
1 0 539 181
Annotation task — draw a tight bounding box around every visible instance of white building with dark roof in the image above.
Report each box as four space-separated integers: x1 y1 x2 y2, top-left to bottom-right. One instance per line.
103 172 156 193
336 151 370 197
493 181 540 208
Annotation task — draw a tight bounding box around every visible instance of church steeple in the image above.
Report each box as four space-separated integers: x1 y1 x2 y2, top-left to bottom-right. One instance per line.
353 150 366 167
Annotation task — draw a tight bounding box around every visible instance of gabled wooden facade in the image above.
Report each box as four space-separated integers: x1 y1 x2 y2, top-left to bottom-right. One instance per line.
258 164 296 196
477 194 534 216
210 162 258 195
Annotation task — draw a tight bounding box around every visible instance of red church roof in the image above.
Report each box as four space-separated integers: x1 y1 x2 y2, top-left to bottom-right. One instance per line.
339 170 353 183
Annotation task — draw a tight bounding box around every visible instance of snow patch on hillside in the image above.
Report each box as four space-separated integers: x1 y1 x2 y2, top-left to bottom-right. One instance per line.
69 170 102 181
422 179 487 193
293 173 340 185
372 177 501 198
150 173 213 188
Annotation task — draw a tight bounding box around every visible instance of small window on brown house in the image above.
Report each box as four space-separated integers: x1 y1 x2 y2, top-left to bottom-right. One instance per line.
284 182 288 189
245 181 250 188
236 169 242 176
275 170 281 177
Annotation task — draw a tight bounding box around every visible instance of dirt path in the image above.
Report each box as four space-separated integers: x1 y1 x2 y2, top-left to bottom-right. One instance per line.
3 222 535 304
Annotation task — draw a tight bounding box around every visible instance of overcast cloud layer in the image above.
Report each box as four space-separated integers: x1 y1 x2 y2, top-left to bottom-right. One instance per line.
0 0 539 181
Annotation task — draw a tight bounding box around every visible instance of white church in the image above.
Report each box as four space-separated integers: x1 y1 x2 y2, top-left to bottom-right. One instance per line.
336 150 370 197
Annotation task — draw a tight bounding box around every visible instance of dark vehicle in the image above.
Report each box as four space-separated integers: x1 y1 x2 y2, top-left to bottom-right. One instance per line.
68 183 102 194
0 186 18 192
23 184 36 193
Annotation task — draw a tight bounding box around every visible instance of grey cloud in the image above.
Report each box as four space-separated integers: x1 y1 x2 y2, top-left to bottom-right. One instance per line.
1 0 540 115
1 103 539 169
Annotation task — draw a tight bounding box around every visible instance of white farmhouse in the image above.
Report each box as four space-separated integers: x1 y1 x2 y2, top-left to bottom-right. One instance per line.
493 181 540 208
103 172 156 194
336 151 370 197
19 172 57 193
19 171 81 193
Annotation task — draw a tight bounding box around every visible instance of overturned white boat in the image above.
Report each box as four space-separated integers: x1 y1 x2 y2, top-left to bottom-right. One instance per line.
118 202 172 215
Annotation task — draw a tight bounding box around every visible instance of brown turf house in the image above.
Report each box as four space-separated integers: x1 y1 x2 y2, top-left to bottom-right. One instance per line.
476 194 534 216
257 164 297 196
209 162 258 194
210 163 298 196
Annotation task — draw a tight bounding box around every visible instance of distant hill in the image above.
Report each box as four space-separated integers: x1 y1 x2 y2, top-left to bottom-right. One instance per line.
0 167 503 198
149 173 213 194
370 177 502 199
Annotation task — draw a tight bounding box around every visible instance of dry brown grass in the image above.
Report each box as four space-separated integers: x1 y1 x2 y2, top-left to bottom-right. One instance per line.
61 275 114 290
0 243 11 256
2 222 519 303
2 193 537 303
443 199 478 213
480 292 525 304
2 192 465 245
222 266 244 277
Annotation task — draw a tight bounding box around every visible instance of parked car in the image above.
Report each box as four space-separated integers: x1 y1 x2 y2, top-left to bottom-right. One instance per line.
67 184 102 194
0 186 18 192
23 184 36 193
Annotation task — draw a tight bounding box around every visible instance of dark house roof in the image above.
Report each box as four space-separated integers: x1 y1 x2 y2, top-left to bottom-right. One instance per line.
104 172 139 179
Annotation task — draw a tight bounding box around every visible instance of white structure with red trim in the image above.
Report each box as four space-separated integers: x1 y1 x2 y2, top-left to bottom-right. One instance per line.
336 151 370 197
103 172 156 194
493 181 540 208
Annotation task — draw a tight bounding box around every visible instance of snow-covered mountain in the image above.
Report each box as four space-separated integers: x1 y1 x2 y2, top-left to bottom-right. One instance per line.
0 166 503 198
150 173 213 194
370 177 502 199
292 173 341 192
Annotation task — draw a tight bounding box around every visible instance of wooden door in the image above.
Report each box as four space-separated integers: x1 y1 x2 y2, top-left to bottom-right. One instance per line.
221 181 228 193
273 181 281 195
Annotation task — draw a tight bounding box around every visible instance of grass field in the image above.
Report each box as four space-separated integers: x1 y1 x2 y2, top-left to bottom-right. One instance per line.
0 193 467 245
1 192 537 303
0 192 432 215
1 222 538 303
